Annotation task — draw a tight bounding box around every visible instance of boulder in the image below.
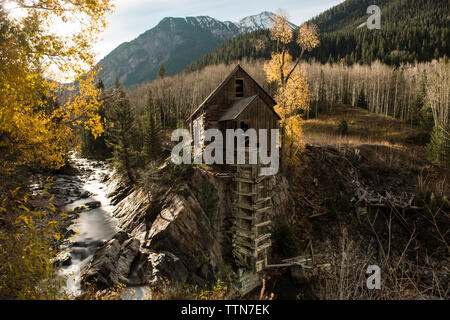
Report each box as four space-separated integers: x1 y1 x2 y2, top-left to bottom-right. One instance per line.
80 231 140 290
79 191 91 199
99 173 110 183
54 251 72 268
147 251 189 285
85 201 101 209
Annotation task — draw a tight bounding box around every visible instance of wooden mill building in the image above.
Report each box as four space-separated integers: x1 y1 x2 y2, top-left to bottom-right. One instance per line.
188 65 281 294
188 64 281 157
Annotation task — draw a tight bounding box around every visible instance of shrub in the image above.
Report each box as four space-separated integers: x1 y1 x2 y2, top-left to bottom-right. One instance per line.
0 183 66 299
274 223 300 258
426 122 450 166
416 190 449 222
337 119 349 135
199 179 218 223
357 88 368 109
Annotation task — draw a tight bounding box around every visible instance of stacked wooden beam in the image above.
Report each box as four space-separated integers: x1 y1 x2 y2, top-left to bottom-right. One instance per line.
232 157 273 274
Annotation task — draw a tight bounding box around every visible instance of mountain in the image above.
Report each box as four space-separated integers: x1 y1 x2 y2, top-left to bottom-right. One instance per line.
185 0 450 71
97 12 283 88
236 11 296 31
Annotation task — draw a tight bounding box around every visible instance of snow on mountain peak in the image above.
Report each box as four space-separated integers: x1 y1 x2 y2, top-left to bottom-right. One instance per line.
237 11 276 31
237 11 297 31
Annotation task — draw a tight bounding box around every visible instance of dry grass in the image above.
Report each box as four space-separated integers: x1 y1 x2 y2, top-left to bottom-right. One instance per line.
302 105 421 148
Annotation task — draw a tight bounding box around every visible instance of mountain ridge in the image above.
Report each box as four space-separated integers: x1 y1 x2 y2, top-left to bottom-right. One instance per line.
185 0 449 72
97 12 283 88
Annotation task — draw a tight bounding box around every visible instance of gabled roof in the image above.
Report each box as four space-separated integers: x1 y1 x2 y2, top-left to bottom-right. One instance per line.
219 95 258 121
219 94 281 122
188 64 277 120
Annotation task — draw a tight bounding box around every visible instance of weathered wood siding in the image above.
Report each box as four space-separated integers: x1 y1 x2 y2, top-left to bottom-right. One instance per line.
206 69 276 124
220 97 279 156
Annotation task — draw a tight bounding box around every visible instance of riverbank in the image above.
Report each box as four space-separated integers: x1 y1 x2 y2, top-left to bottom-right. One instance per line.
31 154 120 298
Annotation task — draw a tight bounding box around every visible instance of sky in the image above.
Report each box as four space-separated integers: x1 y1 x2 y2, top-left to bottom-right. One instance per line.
95 0 345 61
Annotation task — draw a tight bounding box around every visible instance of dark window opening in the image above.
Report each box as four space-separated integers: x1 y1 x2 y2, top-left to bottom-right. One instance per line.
240 121 249 131
240 121 249 147
235 79 244 97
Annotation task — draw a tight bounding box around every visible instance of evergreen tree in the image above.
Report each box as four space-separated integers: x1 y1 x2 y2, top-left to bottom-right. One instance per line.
158 64 167 79
357 88 368 109
338 119 349 135
418 105 434 143
106 80 139 183
409 71 428 125
426 121 450 166
141 88 162 163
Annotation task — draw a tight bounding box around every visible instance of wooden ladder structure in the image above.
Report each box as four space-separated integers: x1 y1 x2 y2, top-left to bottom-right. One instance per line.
232 152 273 278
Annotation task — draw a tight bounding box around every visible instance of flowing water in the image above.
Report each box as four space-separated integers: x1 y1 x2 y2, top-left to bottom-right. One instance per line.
57 156 118 297
44 155 151 300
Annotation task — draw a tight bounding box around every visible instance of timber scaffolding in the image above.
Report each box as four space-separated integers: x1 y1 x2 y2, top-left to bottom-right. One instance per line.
230 148 276 295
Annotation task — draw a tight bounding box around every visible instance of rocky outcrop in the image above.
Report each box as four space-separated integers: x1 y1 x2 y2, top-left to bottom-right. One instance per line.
80 164 293 292
144 193 221 285
80 231 140 290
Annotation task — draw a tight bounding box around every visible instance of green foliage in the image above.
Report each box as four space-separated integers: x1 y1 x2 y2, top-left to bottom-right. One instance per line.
274 223 299 258
409 71 428 125
426 122 450 166
162 163 195 185
337 119 349 135
141 89 162 164
106 81 139 182
186 0 449 72
417 105 434 143
192 279 230 300
149 278 231 300
0 183 66 299
416 191 449 222
198 179 218 223
357 88 368 109
158 64 167 79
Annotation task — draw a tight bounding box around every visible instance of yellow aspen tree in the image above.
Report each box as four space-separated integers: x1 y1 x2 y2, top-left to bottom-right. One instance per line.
0 0 114 173
264 10 319 168
0 1 114 299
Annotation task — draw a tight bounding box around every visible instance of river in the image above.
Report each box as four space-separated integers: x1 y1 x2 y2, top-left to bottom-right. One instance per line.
34 154 149 299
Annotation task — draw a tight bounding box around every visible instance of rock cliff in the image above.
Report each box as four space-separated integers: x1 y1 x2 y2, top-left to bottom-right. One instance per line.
80 163 292 292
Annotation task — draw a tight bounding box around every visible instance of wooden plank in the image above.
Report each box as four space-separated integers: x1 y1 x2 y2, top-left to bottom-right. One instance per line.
235 213 255 221
256 260 265 272
255 233 271 244
235 203 272 212
255 241 271 253
254 220 271 228
235 228 256 240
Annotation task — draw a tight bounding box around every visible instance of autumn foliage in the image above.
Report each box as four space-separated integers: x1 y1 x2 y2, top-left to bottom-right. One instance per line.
0 0 114 299
264 11 319 168
0 0 114 174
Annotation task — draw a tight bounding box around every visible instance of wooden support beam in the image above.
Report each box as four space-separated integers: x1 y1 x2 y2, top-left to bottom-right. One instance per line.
235 213 255 221
254 220 271 228
235 202 272 212
255 241 271 253
255 233 271 244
